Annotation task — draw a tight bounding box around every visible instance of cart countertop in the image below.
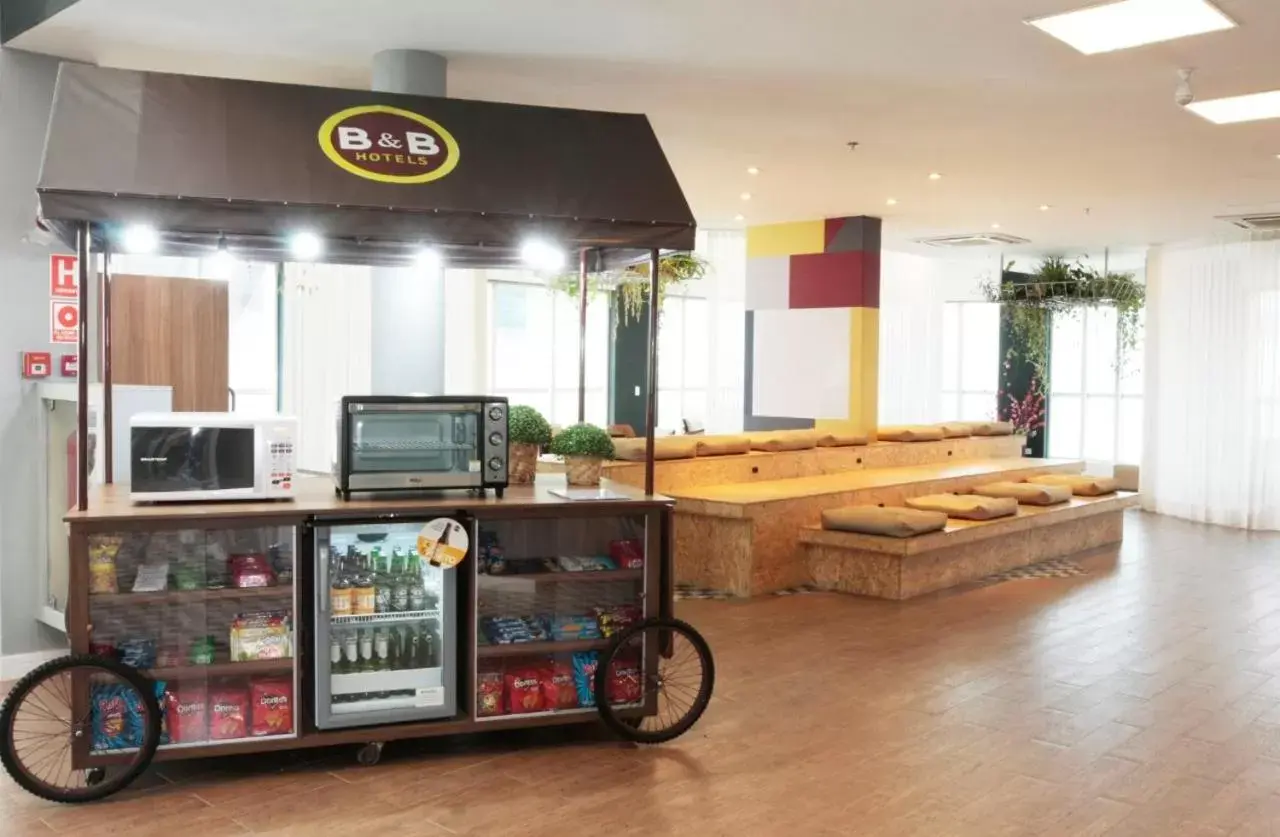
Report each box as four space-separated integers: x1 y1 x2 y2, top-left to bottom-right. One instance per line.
64 476 672 524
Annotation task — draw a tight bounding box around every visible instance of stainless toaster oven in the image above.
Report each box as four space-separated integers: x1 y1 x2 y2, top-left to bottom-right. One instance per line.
333 396 509 499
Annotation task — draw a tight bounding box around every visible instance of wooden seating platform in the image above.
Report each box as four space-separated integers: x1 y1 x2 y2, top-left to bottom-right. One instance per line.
671 457 1084 597
597 434 1025 492
802 492 1140 600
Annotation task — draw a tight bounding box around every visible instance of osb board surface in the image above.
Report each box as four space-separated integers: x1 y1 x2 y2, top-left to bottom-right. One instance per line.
672 513 754 596
807 510 1126 599
798 492 1140 556
604 435 1026 491
670 458 1083 511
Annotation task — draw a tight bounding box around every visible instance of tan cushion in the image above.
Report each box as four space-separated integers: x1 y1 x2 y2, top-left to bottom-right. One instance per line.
905 493 1019 520
1114 464 1139 492
748 430 820 452
971 421 1015 437
821 506 948 538
935 422 975 438
816 431 869 447
971 481 1071 506
876 425 946 443
1027 474 1119 497
694 435 751 457
611 437 698 462
608 424 636 438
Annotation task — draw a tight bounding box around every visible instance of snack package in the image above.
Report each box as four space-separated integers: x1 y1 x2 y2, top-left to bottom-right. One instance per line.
91 680 161 751
209 686 250 740
119 637 157 670
609 539 645 571
477 670 505 717
88 535 123 595
571 651 599 708
230 611 292 661
556 555 618 573
483 616 549 645
544 661 578 710
167 682 208 744
548 614 602 642
230 553 276 589
250 678 294 737
505 667 546 714
607 657 643 706
593 604 643 638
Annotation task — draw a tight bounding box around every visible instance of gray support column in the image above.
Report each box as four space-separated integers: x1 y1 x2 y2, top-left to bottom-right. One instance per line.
369 51 447 395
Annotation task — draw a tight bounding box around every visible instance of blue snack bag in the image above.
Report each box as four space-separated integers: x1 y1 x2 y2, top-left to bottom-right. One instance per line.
572 651 599 707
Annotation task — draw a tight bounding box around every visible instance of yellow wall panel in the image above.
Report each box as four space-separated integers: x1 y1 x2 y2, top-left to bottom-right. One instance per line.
746 221 826 259
812 307 879 435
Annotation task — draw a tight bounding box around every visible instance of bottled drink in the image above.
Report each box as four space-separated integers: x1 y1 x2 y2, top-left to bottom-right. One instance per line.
374 548 392 613
357 629 375 673
354 555 376 616
373 628 390 672
329 633 343 674
407 555 427 612
422 623 437 668
406 626 422 670
388 626 404 671
342 630 359 674
330 552 352 617
391 554 411 613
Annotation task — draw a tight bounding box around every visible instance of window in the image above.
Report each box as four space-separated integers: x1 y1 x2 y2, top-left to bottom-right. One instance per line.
488 281 609 427
1047 306 1144 464
941 302 1000 421
657 295 709 431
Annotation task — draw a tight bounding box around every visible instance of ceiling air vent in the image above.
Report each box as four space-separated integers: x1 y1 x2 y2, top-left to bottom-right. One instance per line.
916 233 1031 248
1218 214 1280 232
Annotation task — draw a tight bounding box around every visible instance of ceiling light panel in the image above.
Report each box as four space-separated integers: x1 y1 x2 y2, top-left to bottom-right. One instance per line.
1028 0 1235 55
1186 90 1280 124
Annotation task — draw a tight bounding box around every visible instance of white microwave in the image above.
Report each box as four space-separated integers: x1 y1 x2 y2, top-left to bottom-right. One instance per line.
129 413 298 503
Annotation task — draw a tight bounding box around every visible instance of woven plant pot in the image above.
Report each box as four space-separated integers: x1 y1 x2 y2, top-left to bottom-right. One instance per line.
509 442 539 485
564 455 604 487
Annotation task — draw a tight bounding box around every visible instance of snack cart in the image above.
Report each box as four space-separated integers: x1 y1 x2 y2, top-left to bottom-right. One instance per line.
0 64 712 803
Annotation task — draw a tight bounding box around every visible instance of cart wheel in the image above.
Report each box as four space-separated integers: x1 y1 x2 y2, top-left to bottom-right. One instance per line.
0 654 161 803
356 742 384 766
595 617 715 744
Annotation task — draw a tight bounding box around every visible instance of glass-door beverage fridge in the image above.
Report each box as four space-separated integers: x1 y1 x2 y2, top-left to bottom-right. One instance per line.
312 516 463 728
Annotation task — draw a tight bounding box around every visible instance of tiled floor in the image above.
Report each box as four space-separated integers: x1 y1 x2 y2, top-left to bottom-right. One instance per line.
6 510 1280 835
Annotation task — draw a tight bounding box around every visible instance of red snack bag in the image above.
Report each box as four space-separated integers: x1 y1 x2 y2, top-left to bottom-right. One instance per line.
477 670 505 717
230 553 275 589
250 678 293 737
608 656 643 706
608 539 644 570
209 686 249 740
505 667 546 714
167 682 208 744
543 662 578 711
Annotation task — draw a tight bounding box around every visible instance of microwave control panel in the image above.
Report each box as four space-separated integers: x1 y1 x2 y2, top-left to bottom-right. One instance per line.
268 439 295 495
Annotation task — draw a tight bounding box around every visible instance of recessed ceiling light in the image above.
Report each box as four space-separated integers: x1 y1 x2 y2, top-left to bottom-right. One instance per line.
1028 0 1235 55
740 192 752 201
1186 90 1280 125
746 166 760 175
734 214 745 222
1039 205 1051 212
991 223 1002 230
886 198 898 206
928 173 942 181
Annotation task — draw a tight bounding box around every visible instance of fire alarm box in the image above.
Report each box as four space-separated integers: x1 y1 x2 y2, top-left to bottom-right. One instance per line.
21 351 52 378
61 353 79 377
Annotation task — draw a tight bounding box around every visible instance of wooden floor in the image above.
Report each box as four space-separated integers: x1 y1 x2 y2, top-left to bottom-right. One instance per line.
7 510 1280 836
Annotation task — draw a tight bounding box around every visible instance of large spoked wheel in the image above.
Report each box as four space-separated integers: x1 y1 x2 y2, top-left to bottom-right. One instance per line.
0 654 161 803
595 617 715 744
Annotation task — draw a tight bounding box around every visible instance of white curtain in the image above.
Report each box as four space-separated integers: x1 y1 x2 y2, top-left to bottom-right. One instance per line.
878 251 945 424
1143 236 1280 530
695 229 746 433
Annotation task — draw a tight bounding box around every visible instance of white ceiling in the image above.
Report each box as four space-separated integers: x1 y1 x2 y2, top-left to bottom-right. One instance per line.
12 0 1280 255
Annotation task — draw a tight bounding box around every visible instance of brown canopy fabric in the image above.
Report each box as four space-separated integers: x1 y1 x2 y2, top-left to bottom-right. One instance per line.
37 64 696 265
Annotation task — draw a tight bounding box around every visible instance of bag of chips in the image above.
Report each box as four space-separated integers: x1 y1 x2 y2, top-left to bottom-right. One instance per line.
250 679 293 737
572 651 599 708
209 686 249 740
607 657 643 706
477 670 504 717
167 682 208 744
505 667 546 714
89 535 123 595
91 680 162 751
543 661 578 710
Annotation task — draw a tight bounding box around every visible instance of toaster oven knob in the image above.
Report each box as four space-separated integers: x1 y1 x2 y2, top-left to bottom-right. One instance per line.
488 456 503 472
488 406 504 421
489 432 503 446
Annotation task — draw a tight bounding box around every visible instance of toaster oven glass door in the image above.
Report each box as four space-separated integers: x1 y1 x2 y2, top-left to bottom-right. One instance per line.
131 426 256 493
348 406 480 478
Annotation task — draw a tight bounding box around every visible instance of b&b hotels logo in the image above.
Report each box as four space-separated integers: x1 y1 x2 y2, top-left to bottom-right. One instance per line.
318 105 460 184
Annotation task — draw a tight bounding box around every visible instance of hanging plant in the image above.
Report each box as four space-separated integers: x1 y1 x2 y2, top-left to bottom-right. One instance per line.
981 256 1145 388
551 252 708 325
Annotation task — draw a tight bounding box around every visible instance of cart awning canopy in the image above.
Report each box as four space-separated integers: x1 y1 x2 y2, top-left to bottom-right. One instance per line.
37 64 696 264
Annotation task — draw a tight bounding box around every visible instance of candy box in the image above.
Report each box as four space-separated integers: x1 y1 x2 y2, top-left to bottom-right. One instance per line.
209 686 250 740
250 678 293 737
548 614 601 642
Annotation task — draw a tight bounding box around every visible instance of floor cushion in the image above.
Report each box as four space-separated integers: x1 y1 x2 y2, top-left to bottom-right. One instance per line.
1114 464 1140 492
816 431 869 447
749 430 820 452
971 421 1016 437
1026 474 1119 496
612 437 698 462
821 506 948 538
877 425 946 443
694 435 751 457
971 481 1071 506
905 493 1019 520
935 422 975 438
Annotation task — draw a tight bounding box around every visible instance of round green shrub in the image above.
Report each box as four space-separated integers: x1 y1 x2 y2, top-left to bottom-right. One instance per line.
547 423 615 460
508 405 553 446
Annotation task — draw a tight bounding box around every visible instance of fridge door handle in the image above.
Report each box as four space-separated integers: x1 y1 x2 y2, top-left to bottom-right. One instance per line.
318 542 329 615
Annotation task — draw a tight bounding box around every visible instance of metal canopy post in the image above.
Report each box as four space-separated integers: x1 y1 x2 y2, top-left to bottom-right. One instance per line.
643 248 660 496
75 222 91 511
576 248 589 423
102 238 114 483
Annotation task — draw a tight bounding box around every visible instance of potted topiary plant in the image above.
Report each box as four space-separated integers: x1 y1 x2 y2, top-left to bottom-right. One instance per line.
547 423 616 487
507 405 552 485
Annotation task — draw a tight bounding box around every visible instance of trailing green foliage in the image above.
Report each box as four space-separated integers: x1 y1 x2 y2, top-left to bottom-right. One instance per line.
552 252 708 325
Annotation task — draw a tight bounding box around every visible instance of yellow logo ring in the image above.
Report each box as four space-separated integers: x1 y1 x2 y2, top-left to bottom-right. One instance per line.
318 104 460 185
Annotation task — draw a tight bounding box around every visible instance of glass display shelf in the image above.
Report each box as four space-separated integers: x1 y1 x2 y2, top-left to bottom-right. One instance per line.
90 586 291 606
477 638 611 658
331 608 439 627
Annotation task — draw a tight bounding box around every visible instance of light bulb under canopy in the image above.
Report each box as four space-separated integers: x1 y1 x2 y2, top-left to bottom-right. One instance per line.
520 239 566 272
121 224 159 254
290 231 323 261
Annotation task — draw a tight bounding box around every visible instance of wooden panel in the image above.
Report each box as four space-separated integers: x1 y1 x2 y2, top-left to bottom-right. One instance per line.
110 274 229 412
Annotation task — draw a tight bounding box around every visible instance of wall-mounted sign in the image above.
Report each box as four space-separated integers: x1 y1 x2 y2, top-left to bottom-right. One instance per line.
50 254 78 298
318 105 460 185
21 351 52 378
61 354 79 377
51 300 79 344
